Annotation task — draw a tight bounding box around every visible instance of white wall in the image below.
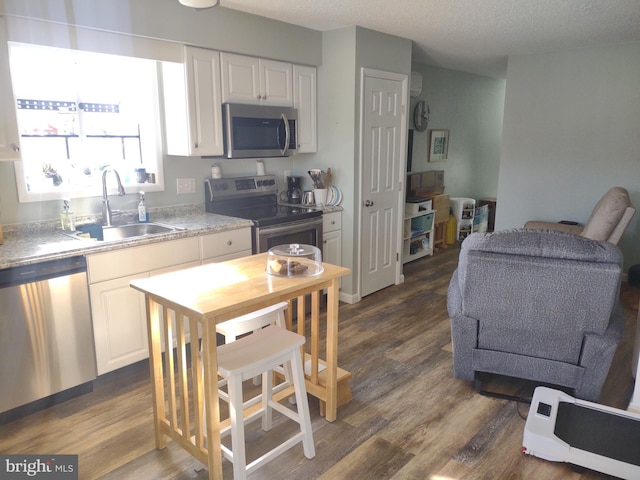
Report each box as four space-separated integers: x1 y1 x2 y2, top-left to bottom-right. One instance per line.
497 42 640 269
409 64 505 200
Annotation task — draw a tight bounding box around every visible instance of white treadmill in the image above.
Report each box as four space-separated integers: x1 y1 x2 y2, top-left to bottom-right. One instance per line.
522 387 640 479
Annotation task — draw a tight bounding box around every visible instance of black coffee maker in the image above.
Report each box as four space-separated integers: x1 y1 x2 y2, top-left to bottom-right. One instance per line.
286 176 303 204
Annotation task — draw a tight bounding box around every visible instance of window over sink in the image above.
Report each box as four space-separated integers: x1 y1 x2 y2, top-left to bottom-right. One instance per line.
9 43 165 202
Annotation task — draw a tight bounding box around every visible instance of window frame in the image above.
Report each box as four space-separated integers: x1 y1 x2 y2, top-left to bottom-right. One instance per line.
4 16 185 203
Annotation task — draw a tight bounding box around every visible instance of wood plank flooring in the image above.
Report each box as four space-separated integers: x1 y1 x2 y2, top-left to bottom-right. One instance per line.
1 243 638 479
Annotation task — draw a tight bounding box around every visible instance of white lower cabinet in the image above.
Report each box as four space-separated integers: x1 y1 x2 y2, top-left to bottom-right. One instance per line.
89 273 150 375
323 212 342 267
88 230 253 375
88 236 200 375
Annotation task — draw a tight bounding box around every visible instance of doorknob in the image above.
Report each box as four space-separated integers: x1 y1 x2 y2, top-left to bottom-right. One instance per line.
364 200 374 207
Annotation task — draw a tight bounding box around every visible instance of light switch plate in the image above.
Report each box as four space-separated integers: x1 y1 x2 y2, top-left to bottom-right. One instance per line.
177 178 196 194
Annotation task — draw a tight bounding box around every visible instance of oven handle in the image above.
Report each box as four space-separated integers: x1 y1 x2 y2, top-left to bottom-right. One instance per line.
205 178 214 202
281 112 290 156
258 216 322 236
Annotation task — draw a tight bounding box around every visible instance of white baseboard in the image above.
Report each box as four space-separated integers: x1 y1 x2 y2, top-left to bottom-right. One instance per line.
339 291 361 304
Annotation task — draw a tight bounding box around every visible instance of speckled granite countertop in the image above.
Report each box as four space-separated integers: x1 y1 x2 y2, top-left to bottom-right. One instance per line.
0 204 252 270
0 203 342 270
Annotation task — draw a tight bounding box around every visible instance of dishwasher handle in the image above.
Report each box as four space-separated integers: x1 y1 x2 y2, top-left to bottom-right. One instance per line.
0 256 87 288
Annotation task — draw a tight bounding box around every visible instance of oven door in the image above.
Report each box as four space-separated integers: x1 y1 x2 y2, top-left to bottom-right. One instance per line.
254 217 323 254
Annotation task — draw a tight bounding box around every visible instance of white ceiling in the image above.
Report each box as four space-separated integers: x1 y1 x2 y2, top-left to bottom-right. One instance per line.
218 0 640 78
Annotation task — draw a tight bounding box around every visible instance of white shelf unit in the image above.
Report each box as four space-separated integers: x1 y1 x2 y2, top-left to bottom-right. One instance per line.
450 197 476 241
403 208 435 263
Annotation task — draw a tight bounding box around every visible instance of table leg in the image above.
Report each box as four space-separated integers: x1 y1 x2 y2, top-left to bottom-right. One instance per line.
325 278 339 422
145 297 167 449
202 320 223 480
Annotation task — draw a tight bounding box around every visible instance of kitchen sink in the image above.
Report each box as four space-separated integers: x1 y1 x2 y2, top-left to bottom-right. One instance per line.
102 222 185 241
67 222 186 241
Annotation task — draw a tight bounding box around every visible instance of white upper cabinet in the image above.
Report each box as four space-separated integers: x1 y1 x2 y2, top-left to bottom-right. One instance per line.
293 65 317 153
0 20 21 161
163 46 224 157
220 52 293 107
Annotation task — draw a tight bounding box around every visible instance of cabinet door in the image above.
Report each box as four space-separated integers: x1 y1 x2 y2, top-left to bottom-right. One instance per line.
293 65 317 152
260 59 293 106
220 52 261 104
323 230 342 267
0 19 20 161
184 47 224 156
90 273 150 375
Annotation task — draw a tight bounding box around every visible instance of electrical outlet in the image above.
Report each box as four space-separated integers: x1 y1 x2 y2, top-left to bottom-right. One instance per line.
176 178 196 194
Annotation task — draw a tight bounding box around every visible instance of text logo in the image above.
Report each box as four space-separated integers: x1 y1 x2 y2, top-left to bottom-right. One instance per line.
1 455 78 479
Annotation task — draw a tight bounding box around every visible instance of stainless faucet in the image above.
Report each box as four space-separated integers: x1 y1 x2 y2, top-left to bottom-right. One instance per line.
101 168 126 226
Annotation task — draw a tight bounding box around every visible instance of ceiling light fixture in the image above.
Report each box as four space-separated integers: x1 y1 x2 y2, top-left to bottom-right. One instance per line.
178 0 220 8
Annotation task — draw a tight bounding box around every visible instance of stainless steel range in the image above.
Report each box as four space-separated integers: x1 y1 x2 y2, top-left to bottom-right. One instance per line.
205 175 323 254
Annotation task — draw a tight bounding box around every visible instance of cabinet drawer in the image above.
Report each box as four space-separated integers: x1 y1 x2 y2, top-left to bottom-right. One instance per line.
323 212 342 233
200 227 252 261
87 236 200 283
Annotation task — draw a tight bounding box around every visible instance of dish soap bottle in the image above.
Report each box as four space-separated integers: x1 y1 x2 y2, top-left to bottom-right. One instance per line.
60 199 76 232
138 191 149 223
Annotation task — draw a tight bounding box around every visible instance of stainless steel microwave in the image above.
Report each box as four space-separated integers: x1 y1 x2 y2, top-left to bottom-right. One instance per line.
222 103 298 158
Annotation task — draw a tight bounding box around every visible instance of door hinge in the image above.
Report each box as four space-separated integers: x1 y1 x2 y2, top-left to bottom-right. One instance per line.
397 252 399 262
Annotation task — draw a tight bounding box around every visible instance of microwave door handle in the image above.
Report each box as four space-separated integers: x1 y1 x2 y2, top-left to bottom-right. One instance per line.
281 113 290 155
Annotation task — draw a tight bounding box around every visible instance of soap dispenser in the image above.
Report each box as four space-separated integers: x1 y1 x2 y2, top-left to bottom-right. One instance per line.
138 191 149 223
60 199 76 232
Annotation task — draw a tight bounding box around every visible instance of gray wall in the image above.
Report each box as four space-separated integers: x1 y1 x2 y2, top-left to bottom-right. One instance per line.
294 26 412 299
0 0 321 224
409 64 505 200
497 41 640 269
1 0 321 65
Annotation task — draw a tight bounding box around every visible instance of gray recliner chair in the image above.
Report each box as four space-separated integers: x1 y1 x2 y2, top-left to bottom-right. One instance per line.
447 229 625 402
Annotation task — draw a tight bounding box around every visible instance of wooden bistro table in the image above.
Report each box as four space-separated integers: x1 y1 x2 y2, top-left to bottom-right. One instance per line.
130 253 351 480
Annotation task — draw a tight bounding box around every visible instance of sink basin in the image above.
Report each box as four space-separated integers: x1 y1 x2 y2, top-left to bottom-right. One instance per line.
102 222 185 241
66 222 186 241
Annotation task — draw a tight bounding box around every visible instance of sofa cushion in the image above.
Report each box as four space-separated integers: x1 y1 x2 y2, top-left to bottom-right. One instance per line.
581 187 631 241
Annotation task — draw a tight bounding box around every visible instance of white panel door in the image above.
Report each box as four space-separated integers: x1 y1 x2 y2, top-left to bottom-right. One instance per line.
360 69 407 297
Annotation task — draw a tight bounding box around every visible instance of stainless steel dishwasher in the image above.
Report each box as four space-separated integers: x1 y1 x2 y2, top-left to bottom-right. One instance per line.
0 256 96 421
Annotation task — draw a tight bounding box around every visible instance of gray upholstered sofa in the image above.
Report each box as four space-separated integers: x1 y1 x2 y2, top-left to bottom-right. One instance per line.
447 229 625 401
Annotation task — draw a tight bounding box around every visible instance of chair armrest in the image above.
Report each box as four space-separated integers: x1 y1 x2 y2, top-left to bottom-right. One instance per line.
524 220 584 236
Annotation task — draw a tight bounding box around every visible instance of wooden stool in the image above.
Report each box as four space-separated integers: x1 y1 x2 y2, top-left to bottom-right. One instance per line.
216 302 291 404
217 325 315 479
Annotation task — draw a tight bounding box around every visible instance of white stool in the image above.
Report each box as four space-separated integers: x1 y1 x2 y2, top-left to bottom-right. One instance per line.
217 325 315 479
215 302 292 408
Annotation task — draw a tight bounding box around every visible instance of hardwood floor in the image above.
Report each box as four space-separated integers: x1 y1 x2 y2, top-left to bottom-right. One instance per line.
1 243 638 479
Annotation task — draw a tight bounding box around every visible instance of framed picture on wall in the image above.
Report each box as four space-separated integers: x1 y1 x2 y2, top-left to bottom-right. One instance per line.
428 129 449 162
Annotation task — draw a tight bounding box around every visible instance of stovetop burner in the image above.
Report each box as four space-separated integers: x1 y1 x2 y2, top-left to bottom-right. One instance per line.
204 175 322 226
